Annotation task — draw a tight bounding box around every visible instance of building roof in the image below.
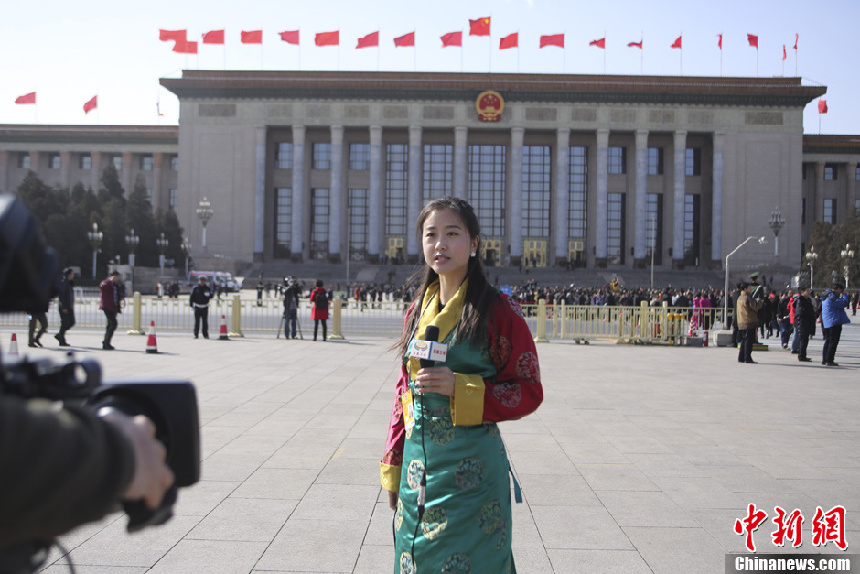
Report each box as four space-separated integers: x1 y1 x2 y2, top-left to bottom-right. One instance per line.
803 134 860 155
161 70 826 108
0 125 178 146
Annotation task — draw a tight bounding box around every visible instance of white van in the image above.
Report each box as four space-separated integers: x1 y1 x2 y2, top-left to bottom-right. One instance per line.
188 271 240 292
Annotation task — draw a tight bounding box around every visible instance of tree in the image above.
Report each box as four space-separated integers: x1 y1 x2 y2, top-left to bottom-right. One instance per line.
156 208 186 270
125 174 158 266
808 214 860 288
98 165 127 265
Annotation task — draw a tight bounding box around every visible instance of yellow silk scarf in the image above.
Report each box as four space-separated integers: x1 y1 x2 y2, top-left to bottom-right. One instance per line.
408 278 468 380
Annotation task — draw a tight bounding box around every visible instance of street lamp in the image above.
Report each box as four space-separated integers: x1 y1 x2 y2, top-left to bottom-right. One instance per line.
182 237 192 278
125 228 139 266
723 236 767 329
196 197 214 253
805 246 818 290
649 212 657 293
156 232 169 275
768 208 785 262
841 243 855 289
87 222 102 279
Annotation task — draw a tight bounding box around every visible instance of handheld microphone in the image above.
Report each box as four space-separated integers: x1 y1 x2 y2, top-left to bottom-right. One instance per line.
420 325 439 369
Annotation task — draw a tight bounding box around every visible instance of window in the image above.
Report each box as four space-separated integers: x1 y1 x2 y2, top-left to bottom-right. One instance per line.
274 188 292 257
568 146 588 239
310 189 329 259
646 194 663 265
522 146 551 237
169 156 178 171
385 144 408 236
855 199 860 216
312 143 330 170
169 189 178 211
275 143 293 169
348 189 369 260
607 192 625 264
823 199 835 224
18 153 30 169
802 164 807 180
112 156 123 171
80 154 92 170
801 199 806 225
647 147 663 175
140 155 154 171
423 144 453 201
349 143 370 170
683 194 701 265
824 164 837 180
49 154 61 170
856 166 860 181
685 148 701 176
608 147 626 175
468 145 506 236
145 189 153 204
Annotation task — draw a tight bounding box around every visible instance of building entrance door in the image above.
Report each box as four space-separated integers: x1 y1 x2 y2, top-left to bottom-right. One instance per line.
386 237 404 264
568 240 585 268
523 240 547 268
480 237 502 267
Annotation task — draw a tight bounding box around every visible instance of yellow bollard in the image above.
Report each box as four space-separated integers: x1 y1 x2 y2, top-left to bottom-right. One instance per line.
127 291 145 335
229 294 244 338
534 298 549 343
329 297 345 340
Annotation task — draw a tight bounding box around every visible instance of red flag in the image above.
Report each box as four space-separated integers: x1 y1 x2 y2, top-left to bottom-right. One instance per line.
793 34 798 50
540 34 564 48
202 30 225 44
394 32 415 47
441 31 462 47
469 17 490 37
173 40 197 54
159 29 187 43
356 31 379 49
818 99 828 114
280 30 299 45
717 33 723 50
500 32 518 50
83 95 97 114
671 36 682 49
747 34 758 48
589 38 605 49
627 40 642 49
782 45 787 61
15 92 36 104
242 30 263 44
315 31 339 46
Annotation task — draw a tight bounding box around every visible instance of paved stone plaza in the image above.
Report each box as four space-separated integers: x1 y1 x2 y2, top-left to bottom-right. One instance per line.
3 322 857 574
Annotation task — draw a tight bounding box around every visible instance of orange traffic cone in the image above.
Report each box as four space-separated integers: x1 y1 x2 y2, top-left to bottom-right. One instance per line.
145 321 158 354
219 315 229 341
8 333 19 356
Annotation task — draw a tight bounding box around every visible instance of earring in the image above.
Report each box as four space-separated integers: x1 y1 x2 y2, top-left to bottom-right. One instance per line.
470 252 476 257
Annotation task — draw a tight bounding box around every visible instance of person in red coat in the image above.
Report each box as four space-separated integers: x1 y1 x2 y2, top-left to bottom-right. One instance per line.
309 279 329 341
99 270 122 350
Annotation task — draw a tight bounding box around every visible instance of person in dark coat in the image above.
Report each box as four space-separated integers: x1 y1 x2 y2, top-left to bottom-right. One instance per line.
310 278 329 341
99 271 122 350
283 277 300 339
27 297 49 348
189 276 213 339
794 287 816 362
54 268 75 347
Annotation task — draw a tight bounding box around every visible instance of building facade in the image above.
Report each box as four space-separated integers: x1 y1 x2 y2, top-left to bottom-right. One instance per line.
3 71 849 274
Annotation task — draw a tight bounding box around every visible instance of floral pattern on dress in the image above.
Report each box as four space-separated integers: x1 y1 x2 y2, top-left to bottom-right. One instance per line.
507 296 525 319
490 334 512 369
406 459 425 490
429 406 455 446
399 551 415 574
492 382 522 408
421 506 448 540
478 500 508 550
515 351 541 384
382 447 402 467
455 457 484 491
395 497 404 532
442 553 473 573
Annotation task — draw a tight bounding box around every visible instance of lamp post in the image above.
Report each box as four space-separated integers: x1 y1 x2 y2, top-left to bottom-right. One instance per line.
649 212 657 293
182 237 192 278
768 208 785 262
841 243 855 289
87 222 102 279
805 246 818 291
723 236 767 329
125 228 139 267
196 197 214 254
156 232 169 275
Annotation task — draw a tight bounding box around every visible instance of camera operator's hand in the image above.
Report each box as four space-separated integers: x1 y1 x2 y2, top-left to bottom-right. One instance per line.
104 414 175 509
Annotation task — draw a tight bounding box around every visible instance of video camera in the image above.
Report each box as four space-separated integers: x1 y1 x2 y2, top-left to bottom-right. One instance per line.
0 194 200 568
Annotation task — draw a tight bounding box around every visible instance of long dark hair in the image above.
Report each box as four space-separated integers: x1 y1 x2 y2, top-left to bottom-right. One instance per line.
395 197 498 355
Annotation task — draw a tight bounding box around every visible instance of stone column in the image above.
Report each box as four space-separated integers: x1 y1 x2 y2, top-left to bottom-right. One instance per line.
122 152 133 193
813 162 825 225
454 126 468 199
28 151 39 173
369 125 383 260
595 128 609 265
553 128 570 266
328 125 344 261
633 129 649 266
0 151 7 193
253 127 267 261
711 132 725 266
59 151 72 190
672 130 688 268
407 125 423 259
152 153 164 211
510 127 525 263
291 125 306 260
91 152 102 191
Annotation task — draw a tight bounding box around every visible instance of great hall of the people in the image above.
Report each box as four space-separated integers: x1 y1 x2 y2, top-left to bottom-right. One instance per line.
1 71 857 273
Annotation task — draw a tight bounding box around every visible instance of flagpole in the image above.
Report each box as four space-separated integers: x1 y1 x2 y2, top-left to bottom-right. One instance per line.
377 44 380 72
261 44 264 70
517 31 520 73
488 13 493 73
223 43 226 70
603 30 607 74
720 33 723 76
563 29 566 74
680 32 683 75
756 47 759 77
640 32 643 74
414 33 417 72
795 34 798 77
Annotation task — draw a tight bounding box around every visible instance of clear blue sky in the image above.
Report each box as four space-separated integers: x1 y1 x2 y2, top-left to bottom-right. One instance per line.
2 0 853 134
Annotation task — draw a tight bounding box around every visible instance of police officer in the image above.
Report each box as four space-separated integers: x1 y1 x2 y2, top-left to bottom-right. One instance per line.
189 276 213 339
